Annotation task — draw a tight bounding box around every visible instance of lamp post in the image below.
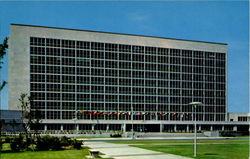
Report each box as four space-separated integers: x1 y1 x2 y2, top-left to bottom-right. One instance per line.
189 102 203 157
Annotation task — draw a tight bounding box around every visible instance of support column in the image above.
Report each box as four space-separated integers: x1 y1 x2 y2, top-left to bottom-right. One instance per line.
174 125 177 132
186 125 189 132
222 125 224 131
233 126 237 131
160 124 163 133
76 124 79 131
60 124 63 131
44 124 47 131
123 124 126 133
198 125 201 131
210 125 213 131
106 124 109 131
92 124 95 131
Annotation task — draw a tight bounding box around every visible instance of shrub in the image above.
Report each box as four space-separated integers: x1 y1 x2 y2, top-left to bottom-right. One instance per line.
220 131 235 137
5 137 11 143
72 139 82 149
50 137 62 150
60 136 72 147
10 141 20 152
36 136 62 151
0 140 2 151
110 134 122 137
10 136 27 152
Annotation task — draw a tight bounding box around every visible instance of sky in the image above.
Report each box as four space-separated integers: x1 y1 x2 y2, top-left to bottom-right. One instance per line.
0 1 249 113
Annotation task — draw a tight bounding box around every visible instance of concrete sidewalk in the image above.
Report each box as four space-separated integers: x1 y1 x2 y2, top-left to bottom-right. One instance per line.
84 142 191 159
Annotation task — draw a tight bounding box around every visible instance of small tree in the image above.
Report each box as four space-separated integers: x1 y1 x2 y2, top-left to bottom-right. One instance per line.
18 93 42 150
0 37 8 91
19 93 32 135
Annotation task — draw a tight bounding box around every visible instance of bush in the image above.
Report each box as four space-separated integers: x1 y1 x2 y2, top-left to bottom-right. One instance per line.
0 140 2 151
72 139 82 149
10 141 20 152
60 136 72 147
36 136 62 151
5 137 11 143
10 136 27 152
50 137 62 150
110 134 122 137
36 137 49 151
220 131 236 137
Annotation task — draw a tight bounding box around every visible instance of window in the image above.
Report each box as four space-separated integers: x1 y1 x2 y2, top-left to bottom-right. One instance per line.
46 38 60 47
30 37 45 46
76 41 90 49
62 40 75 48
91 42 104 50
30 47 45 55
105 43 118 51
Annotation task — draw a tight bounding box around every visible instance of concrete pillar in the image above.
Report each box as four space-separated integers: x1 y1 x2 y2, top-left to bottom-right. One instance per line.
222 125 224 131
76 124 79 131
233 126 237 131
186 125 189 132
60 124 63 131
198 125 201 131
123 124 126 133
160 124 163 133
174 125 177 132
210 125 213 131
44 124 47 131
106 124 109 131
92 124 95 131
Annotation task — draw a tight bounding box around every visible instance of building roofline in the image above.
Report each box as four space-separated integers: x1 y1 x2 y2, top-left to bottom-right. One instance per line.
11 24 228 45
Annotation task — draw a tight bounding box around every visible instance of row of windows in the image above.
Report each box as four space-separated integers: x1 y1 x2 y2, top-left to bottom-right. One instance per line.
31 83 225 97
33 102 226 113
31 57 226 71
30 37 226 60
30 54 226 69
31 73 225 83
30 92 225 104
34 110 226 121
30 65 226 77
31 81 225 91
238 116 249 121
32 102 226 115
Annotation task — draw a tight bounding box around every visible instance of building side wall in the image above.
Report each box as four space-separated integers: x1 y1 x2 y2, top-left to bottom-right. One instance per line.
9 26 30 110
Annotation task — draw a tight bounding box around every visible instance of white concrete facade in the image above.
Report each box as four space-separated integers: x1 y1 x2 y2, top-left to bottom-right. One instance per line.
9 24 231 132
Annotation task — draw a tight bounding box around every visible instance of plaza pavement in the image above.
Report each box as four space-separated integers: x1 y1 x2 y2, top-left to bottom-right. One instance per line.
84 141 192 159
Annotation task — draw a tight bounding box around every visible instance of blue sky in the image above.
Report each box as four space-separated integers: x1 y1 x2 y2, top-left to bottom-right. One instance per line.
0 1 249 113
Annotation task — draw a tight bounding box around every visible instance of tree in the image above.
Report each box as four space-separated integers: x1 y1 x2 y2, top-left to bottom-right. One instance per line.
19 93 32 135
0 37 8 91
18 93 42 150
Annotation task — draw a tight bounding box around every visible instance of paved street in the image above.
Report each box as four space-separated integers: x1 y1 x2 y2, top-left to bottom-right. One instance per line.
84 141 192 159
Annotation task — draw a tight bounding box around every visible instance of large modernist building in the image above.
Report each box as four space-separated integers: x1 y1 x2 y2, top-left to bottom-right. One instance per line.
9 24 233 132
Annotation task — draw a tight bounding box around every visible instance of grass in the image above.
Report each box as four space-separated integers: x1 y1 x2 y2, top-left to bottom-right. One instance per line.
134 143 249 159
1 149 89 159
1 144 112 159
109 139 248 145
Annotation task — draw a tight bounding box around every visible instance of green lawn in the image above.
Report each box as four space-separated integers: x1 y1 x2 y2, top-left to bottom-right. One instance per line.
109 139 248 145
1 149 89 159
134 143 249 159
